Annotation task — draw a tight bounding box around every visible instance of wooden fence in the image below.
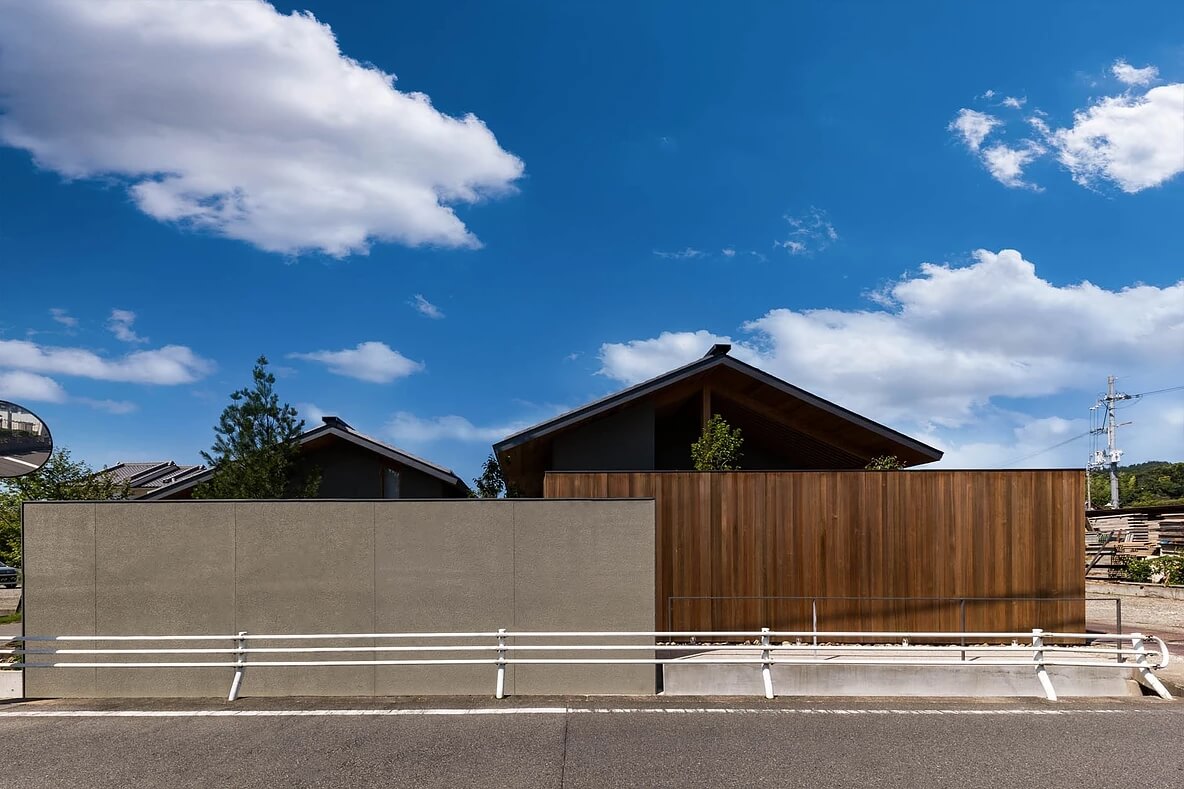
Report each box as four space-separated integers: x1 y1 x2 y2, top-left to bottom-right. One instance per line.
545 471 1086 634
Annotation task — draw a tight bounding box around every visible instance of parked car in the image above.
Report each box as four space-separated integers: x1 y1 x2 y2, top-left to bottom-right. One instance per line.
0 561 18 588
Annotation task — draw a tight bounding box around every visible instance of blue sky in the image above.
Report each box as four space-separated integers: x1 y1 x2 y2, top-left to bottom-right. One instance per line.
0 0 1181 483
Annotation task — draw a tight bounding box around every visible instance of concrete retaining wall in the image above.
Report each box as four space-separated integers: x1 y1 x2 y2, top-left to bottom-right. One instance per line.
22 499 655 698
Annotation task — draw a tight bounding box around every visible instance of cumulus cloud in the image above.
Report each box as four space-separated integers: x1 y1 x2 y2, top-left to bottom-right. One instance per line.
106 309 147 343
949 109 1001 151
980 142 1045 189
297 402 328 425
289 341 424 383
1112 59 1158 86
0 370 67 403
950 66 1184 192
1001 96 1026 109
49 308 77 328
598 250 1184 432
411 294 445 319
0 340 214 384
1042 83 1184 192
0 0 524 256
386 412 533 445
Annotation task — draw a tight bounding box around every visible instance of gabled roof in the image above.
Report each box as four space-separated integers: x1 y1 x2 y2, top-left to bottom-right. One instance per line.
495 347 942 460
138 417 467 499
98 461 207 489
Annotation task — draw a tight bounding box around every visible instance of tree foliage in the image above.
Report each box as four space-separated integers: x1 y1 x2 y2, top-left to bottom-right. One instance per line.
471 453 520 498
0 448 129 567
1088 461 1184 508
865 455 907 470
691 414 744 471
192 356 319 499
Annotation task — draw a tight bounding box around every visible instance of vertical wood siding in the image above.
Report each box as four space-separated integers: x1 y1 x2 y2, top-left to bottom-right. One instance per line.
544 471 1086 634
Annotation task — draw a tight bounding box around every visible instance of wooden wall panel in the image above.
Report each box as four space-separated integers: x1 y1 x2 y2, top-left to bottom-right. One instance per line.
545 471 1085 635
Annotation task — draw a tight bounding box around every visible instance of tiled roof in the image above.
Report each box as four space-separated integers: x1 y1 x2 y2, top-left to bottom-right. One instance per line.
99 461 206 489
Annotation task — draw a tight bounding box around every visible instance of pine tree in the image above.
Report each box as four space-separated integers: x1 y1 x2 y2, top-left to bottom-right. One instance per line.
471 453 519 498
192 356 319 499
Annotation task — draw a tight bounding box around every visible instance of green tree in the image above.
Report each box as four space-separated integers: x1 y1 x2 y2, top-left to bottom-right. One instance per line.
192 356 320 499
865 455 907 470
1087 461 1184 508
691 414 744 471
471 453 520 498
0 448 130 567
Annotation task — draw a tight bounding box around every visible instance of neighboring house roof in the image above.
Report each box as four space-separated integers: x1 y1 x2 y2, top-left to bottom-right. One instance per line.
494 344 943 493
137 417 467 499
97 461 207 490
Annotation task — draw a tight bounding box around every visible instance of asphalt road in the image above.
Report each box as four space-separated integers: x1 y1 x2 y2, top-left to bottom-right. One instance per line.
0 449 50 476
1 696 1180 788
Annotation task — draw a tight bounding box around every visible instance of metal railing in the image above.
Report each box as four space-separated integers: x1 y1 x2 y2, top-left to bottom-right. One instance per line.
666 595 1125 642
6 628 1171 702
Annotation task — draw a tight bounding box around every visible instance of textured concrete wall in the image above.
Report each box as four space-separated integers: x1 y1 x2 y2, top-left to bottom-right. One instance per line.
22 499 654 698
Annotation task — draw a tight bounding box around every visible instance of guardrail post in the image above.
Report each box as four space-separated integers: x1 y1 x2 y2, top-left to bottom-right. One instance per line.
811 599 818 648
1115 599 1124 664
760 627 774 700
227 631 247 702
1031 628 1056 701
1131 633 1172 700
495 628 507 700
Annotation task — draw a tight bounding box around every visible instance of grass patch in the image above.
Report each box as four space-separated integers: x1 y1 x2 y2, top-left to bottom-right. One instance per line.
0 612 20 625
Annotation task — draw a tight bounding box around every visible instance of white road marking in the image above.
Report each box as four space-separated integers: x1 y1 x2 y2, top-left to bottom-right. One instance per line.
0 706 1135 718
0 456 38 469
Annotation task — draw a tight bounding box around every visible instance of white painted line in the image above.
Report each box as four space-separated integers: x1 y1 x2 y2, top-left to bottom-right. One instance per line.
0 456 38 469
0 706 1134 719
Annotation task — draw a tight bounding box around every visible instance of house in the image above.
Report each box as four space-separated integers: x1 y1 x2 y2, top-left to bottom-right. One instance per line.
140 416 469 500
494 344 943 496
97 461 207 498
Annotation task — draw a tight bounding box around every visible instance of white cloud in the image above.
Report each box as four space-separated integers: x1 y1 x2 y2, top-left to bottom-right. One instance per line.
1112 59 1159 86
76 398 138 414
1044 83 1184 192
386 411 532 445
1001 96 1026 109
289 341 423 383
949 109 1001 151
721 248 736 257
776 208 838 255
951 68 1184 193
653 248 706 260
106 309 147 343
0 340 214 384
297 402 328 425
411 294 445 319
598 249 1184 434
49 308 77 328
980 142 1045 189
0 370 67 403
0 0 523 256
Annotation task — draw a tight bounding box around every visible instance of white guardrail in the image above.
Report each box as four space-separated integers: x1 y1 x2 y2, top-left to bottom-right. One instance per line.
6 628 1172 702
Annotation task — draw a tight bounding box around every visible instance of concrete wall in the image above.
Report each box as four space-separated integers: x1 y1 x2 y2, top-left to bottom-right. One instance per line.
22 499 655 698
552 403 655 471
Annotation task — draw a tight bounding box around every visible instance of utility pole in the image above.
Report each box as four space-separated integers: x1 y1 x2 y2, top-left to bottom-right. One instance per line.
1090 376 1132 509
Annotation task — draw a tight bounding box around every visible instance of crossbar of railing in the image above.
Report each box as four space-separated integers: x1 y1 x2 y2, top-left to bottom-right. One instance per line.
4 630 1170 702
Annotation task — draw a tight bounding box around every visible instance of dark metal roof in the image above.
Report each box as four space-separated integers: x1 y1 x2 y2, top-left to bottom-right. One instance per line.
494 351 943 461
139 419 468 500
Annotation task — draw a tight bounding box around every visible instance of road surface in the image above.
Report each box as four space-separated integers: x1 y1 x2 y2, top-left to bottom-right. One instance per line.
0 696 1179 788
0 449 49 476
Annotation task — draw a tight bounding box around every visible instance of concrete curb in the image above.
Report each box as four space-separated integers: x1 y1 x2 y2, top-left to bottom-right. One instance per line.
1087 582 1184 601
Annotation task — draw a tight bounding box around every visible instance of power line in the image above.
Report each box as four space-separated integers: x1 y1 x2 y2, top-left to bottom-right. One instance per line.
1002 430 1091 468
1131 384 1184 398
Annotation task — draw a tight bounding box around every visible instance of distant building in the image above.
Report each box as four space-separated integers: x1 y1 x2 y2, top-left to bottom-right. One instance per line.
96 461 208 498
139 416 469 500
1 401 46 436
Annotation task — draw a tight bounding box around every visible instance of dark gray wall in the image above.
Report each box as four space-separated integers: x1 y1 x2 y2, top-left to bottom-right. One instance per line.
306 443 455 499
552 403 655 471
22 499 655 698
